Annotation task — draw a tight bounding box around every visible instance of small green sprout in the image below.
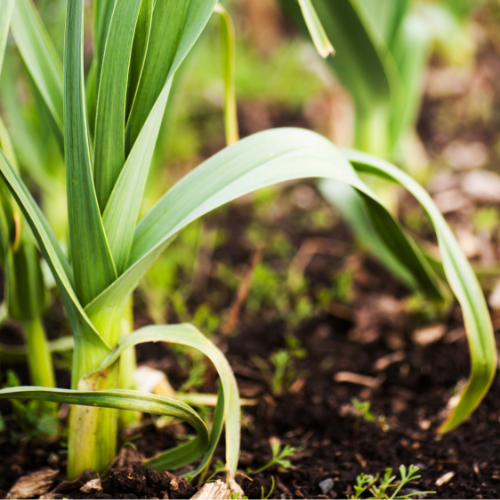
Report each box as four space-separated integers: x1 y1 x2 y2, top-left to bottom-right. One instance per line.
249 438 295 474
351 398 390 432
204 459 227 483
350 465 434 499
253 334 306 396
229 493 248 500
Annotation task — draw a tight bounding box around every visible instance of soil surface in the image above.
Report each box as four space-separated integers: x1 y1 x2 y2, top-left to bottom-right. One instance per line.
1 196 500 499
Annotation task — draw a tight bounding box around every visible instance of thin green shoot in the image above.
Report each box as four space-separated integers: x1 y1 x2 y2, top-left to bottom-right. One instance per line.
249 439 295 474
261 477 275 500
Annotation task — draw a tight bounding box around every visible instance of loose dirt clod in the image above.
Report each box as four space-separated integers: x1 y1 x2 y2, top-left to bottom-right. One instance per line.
7 469 59 499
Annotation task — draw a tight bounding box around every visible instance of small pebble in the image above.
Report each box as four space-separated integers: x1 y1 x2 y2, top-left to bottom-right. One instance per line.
319 478 334 494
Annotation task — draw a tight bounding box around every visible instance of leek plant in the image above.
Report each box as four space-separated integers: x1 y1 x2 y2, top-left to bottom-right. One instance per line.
0 0 495 489
280 0 477 289
0 2 55 410
280 0 471 158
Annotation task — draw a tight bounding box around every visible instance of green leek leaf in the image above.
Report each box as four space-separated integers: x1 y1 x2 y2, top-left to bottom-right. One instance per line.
64 0 117 308
94 0 142 211
343 149 496 432
11 0 64 133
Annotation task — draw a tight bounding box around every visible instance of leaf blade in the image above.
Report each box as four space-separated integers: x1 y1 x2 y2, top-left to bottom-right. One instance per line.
94 0 142 211
64 0 117 308
0 385 209 468
0 148 108 352
342 148 497 432
0 0 14 77
126 0 217 150
98 323 239 478
11 0 64 132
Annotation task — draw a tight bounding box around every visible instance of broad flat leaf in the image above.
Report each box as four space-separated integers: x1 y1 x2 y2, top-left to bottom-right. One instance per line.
64 0 117 309
11 0 64 132
343 149 497 432
94 0 142 211
126 0 217 149
88 128 441 333
0 0 14 77
97 324 239 478
88 127 488 433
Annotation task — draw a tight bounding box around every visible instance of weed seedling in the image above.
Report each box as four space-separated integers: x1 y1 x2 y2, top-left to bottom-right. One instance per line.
350 465 434 499
249 438 295 474
351 398 390 432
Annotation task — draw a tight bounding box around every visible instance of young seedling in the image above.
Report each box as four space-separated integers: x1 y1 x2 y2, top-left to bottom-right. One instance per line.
351 398 390 432
249 438 295 474
350 465 434 499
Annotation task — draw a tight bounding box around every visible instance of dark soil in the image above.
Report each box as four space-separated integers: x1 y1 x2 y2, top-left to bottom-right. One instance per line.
2 193 500 499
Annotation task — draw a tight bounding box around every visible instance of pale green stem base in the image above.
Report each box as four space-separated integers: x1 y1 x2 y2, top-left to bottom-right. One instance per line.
67 312 123 479
119 295 139 428
67 366 119 479
23 316 56 415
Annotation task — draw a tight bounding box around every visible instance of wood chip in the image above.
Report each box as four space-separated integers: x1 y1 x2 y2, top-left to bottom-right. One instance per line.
461 170 500 204
80 478 103 493
418 419 431 430
433 189 472 214
191 480 232 499
456 228 480 258
7 469 59 499
333 372 381 388
444 141 488 171
435 471 455 487
412 324 446 346
373 350 405 371
444 327 466 344
488 279 500 310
